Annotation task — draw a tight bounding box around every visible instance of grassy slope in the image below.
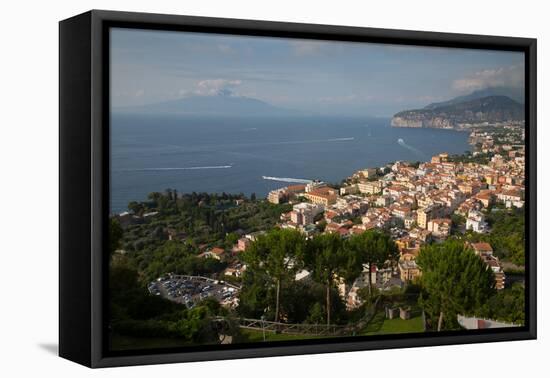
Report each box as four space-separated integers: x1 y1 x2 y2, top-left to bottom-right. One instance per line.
361 311 424 335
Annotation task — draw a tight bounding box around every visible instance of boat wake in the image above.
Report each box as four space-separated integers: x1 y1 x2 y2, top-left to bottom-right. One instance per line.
262 176 313 184
397 138 425 158
271 137 355 145
326 137 355 142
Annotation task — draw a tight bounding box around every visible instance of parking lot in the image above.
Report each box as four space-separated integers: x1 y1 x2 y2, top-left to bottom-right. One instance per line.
148 274 240 309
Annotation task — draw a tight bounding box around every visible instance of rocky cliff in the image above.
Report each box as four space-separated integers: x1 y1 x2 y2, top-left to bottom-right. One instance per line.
391 95 524 129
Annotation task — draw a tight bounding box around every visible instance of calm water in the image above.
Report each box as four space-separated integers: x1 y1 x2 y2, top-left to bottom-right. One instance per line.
110 114 470 213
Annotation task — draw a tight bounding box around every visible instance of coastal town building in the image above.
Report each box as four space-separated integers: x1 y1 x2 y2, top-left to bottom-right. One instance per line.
224 263 246 278
417 204 443 229
409 227 432 243
376 195 392 207
267 184 307 204
475 190 494 208
267 188 288 204
358 180 383 194
290 202 324 226
398 253 421 282
404 216 416 229
391 205 412 219
305 181 327 193
360 167 378 179
384 184 408 199
236 237 250 252
339 185 359 195
199 246 225 260
497 189 524 208
304 187 338 206
431 153 449 164
469 242 506 290
427 218 451 239
466 209 489 233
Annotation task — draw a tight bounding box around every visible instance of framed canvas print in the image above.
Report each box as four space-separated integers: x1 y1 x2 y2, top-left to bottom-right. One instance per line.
59 10 536 368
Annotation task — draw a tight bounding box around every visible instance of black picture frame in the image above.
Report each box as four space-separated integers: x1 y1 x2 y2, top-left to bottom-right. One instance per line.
59 9 537 368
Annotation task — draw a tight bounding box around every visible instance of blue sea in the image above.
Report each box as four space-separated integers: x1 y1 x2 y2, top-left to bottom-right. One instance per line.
110 114 470 213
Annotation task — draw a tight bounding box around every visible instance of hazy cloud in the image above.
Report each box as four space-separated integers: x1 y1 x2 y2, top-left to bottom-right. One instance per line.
452 65 524 93
111 28 524 115
194 79 242 96
178 89 190 97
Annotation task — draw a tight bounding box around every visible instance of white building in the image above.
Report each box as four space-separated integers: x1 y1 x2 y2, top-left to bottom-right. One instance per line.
466 210 489 233
305 181 326 193
290 202 324 225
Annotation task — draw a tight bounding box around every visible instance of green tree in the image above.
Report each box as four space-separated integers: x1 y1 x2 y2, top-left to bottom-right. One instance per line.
482 283 525 325
307 302 325 324
466 208 525 265
237 270 270 319
304 233 354 326
347 231 398 296
224 232 240 249
127 201 144 216
416 240 495 331
242 228 306 322
148 191 162 203
315 219 327 232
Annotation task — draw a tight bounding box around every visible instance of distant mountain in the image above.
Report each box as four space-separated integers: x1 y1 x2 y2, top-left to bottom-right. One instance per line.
424 87 524 110
114 93 300 117
391 94 524 129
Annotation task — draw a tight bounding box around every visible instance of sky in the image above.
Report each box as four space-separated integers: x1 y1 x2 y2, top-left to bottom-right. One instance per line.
110 28 525 117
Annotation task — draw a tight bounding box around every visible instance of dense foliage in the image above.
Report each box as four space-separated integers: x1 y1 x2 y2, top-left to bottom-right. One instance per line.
140 241 226 284
241 229 306 322
108 189 525 346
239 229 399 326
109 229 230 345
117 191 290 285
304 233 351 326
416 240 495 331
466 207 525 266
346 231 399 294
448 152 493 164
481 283 525 325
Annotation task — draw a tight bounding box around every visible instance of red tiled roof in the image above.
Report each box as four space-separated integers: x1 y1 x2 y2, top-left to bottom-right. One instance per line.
338 228 349 236
210 247 225 255
287 184 306 192
501 189 521 197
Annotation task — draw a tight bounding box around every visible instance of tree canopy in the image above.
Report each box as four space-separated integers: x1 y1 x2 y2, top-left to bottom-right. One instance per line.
481 283 525 325
241 228 306 322
346 230 399 294
304 233 352 326
416 240 495 331
467 207 525 266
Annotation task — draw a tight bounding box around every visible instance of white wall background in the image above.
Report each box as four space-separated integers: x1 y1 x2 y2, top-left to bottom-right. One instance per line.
0 0 546 376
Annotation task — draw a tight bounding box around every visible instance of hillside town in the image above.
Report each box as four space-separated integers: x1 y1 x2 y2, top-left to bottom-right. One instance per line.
109 124 525 348
217 125 526 309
